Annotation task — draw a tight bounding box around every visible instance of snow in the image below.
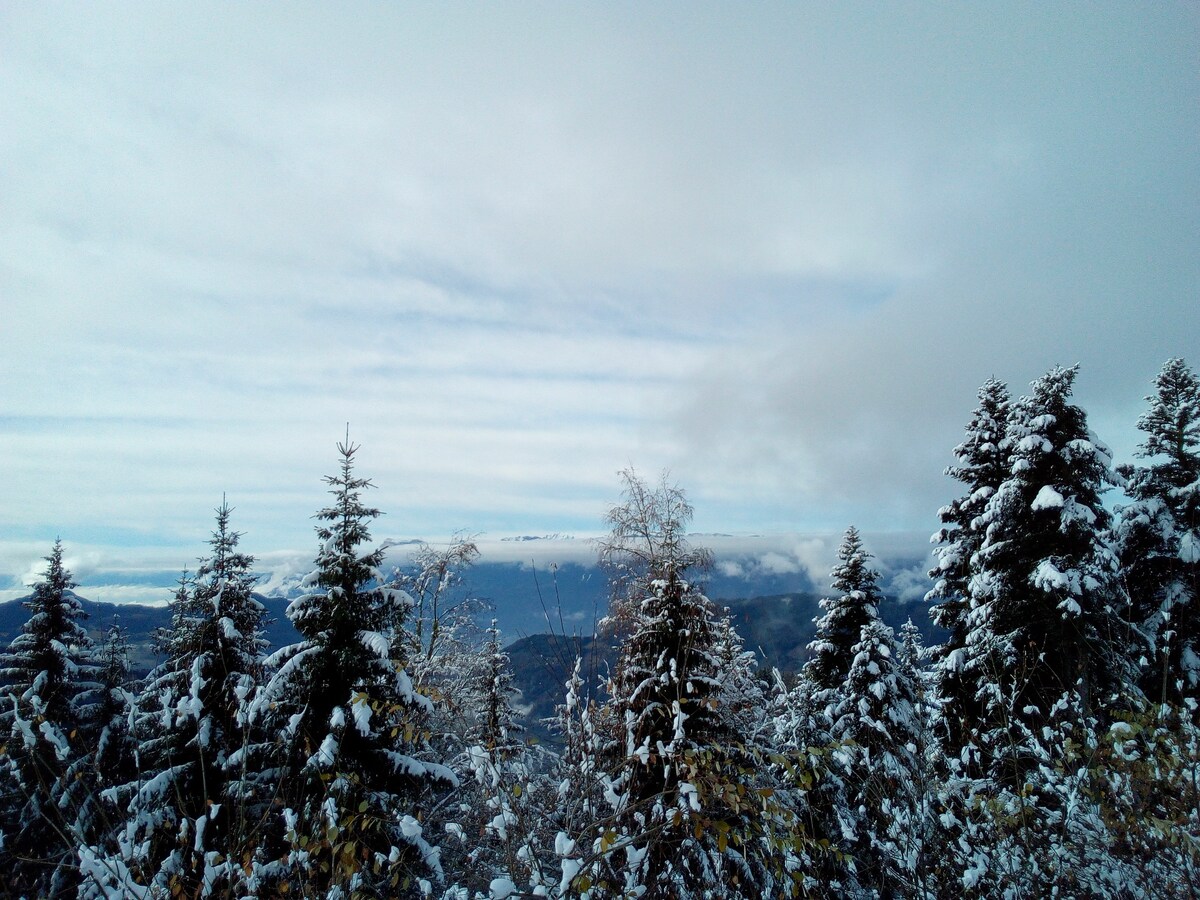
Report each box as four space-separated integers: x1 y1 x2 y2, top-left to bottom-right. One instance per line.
1018 434 1053 454
489 877 518 899
1180 530 1200 563
679 781 701 811
1032 485 1064 510
358 630 390 658
559 857 582 895
398 815 423 839
1033 560 1074 595
1182 646 1200 677
351 694 372 736
316 732 338 768
555 832 576 857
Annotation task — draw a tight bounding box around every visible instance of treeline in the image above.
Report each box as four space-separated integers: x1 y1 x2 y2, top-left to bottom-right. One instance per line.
0 359 1197 899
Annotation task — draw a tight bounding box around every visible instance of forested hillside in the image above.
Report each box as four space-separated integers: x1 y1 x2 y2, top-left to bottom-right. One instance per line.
1 360 1197 898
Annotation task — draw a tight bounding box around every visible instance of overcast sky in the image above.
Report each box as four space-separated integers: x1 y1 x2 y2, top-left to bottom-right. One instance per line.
2 3 1197 596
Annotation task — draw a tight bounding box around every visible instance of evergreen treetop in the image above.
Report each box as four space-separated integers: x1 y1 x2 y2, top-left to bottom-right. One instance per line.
250 439 456 897
118 502 266 897
927 377 1011 756
0 539 97 725
967 365 1134 784
0 539 100 897
804 526 883 696
1117 357 1200 703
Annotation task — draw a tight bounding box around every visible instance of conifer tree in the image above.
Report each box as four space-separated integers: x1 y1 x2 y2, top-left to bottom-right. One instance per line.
1115 357 1200 704
803 527 882 699
116 501 266 896
73 621 138 855
768 669 855 896
0 539 99 897
569 472 791 899
831 618 923 898
469 620 523 755
927 378 1010 756
967 365 1134 785
249 440 456 897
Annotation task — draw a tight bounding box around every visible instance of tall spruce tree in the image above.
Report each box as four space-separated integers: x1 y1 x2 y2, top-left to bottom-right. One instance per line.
967 364 1134 785
249 440 456 897
803 527 882 700
567 471 792 899
116 502 266 896
1115 357 1200 704
0 539 100 897
927 378 1010 757
74 621 138 855
831 617 923 898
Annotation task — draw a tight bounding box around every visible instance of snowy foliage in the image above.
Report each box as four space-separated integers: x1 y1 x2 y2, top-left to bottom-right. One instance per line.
804 527 883 699
0 540 101 897
927 377 1011 759
831 619 925 897
110 501 268 896
960 365 1134 785
1115 357 1200 704
552 472 799 899
250 440 456 897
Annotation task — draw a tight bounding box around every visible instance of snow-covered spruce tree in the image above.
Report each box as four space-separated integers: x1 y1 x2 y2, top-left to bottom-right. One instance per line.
111 501 267 896
803 527 882 701
926 377 1010 759
249 440 456 897
467 620 524 756
564 471 794 899
73 620 138 856
830 617 924 899
895 618 939 898
933 366 1150 899
0 539 101 897
1115 357 1200 705
966 364 1136 786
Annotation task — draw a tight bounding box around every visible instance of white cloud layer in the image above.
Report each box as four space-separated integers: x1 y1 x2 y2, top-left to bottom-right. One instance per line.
0 4 1196 584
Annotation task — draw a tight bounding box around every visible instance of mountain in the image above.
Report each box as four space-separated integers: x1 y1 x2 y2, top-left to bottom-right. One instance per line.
0 567 944 733
504 590 946 738
0 591 300 675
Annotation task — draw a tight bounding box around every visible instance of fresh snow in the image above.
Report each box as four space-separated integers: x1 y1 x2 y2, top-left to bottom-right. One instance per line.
1032 485 1064 510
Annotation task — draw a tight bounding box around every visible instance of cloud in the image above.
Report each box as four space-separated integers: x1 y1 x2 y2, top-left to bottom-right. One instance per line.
0 4 1195 568
665 7 1199 534
885 564 936 607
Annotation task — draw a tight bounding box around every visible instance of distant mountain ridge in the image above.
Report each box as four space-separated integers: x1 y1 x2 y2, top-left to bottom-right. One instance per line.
0 560 943 732
0 591 301 674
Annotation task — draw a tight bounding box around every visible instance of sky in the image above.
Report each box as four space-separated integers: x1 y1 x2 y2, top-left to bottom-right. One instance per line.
1 3 1197 601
